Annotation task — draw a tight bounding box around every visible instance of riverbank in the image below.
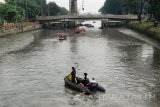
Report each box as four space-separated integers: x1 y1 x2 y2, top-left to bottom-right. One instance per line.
0 22 42 37
127 21 160 41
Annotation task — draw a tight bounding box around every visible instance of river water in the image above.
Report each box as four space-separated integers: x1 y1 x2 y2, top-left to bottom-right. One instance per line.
0 22 160 107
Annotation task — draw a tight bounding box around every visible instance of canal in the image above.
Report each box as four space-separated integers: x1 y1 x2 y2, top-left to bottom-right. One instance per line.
0 23 160 107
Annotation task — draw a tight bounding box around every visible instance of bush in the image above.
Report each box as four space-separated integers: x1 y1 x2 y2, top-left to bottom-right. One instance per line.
128 21 160 41
0 21 3 30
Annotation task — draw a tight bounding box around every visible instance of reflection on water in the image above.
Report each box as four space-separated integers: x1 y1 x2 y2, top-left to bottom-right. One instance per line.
0 27 160 107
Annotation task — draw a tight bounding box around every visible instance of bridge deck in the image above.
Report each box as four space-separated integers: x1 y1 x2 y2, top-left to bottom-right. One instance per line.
36 14 138 21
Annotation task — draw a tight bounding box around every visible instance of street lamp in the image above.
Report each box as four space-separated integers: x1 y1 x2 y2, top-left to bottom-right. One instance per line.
82 0 84 10
48 4 50 16
25 0 28 21
15 0 17 24
41 0 43 16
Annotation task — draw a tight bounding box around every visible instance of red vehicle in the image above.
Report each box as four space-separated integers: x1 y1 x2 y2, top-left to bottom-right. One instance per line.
74 29 81 34
58 33 67 40
74 28 86 34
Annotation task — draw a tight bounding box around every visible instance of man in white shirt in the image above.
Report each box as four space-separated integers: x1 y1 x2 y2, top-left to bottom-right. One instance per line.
90 78 96 83
88 78 98 91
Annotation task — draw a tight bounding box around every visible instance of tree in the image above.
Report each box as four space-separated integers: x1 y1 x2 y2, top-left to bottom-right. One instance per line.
59 7 69 15
4 0 69 21
47 2 68 16
150 0 160 26
5 0 41 20
99 0 122 15
48 2 60 16
35 0 47 16
121 0 147 23
26 0 39 19
149 0 160 19
0 3 23 22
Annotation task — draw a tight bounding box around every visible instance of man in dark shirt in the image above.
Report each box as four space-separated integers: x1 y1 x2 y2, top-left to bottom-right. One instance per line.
83 73 89 86
71 67 76 83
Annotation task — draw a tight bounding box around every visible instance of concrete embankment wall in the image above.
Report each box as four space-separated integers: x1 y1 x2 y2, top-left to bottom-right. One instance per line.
0 24 42 37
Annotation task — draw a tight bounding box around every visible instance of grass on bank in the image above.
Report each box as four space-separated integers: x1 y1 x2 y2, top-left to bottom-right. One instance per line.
128 20 160 41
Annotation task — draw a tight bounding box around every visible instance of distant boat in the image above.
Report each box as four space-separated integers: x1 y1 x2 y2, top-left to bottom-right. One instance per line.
84 24 94 27
58 33 67 40
99 27 102 29
74 28 86 34
74 29 81 34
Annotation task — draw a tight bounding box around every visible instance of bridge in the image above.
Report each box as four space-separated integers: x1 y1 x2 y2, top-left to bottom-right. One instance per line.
36 14 138 22
37 0 138 28
36 0 137 22
36 14 137 29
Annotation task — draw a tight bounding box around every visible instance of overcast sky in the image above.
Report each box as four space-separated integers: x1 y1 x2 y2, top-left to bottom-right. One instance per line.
0 0 4 2
47 0 105 14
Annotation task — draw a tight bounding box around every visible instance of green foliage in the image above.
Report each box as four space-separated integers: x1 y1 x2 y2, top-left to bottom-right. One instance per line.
48 2 60 16
152 0 160 21
59 7 69 15
34 0 47 16
99 0 122 14
128 21 160 40
121 0 139 14
0 3 22 22
4 0 69 21
5 0 40 20
47 2 68 16
121 0 147 14
0 21 3 29
121 0 148 23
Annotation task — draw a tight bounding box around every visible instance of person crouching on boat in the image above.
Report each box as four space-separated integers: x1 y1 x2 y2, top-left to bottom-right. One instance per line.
83 73 89 86
90 78 96 83
88 78 98 91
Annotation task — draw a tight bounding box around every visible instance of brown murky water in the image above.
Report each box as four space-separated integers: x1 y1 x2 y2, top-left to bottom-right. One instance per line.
0 25 160 107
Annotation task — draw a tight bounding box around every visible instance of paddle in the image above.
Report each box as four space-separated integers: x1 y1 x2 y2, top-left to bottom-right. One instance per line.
74 63 79 69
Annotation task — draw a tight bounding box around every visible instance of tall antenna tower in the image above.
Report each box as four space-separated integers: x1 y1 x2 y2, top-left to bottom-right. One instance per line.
69 0 78 15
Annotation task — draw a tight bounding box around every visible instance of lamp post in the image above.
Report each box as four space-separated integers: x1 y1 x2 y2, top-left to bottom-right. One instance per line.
25 0 28 21
41 0 43 16
15 0 17 24
82 0 84 10
48 4 50 16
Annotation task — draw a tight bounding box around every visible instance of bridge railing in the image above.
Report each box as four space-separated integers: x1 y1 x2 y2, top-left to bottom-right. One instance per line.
36 14 138 21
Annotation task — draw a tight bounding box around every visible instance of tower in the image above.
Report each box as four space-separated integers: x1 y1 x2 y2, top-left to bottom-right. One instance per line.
69 0 78 15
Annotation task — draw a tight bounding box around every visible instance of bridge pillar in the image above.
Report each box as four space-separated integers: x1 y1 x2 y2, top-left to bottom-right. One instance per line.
101 19 109 29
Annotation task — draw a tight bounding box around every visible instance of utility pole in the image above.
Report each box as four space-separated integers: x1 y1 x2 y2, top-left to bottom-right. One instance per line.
82 0 84 10
25 0 28 21
15 0 17 24
48 4 50 16
41 0 43 16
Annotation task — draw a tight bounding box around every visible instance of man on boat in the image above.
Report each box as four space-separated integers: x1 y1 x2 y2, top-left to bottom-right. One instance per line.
71 67 76 83
88 78 98 91
83 73 89 86
90 78 96 83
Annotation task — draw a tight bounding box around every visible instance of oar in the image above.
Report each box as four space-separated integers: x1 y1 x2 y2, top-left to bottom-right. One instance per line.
74 63 79 68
